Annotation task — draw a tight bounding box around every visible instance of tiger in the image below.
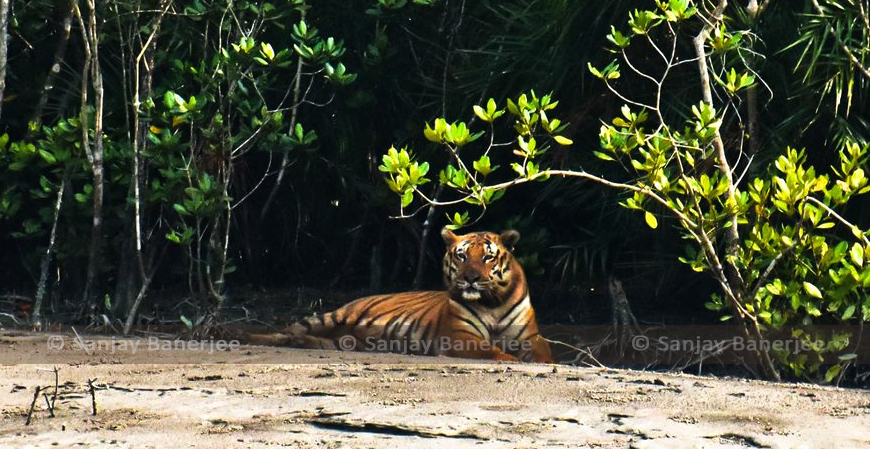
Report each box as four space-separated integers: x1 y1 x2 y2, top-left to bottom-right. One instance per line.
248 227 553 363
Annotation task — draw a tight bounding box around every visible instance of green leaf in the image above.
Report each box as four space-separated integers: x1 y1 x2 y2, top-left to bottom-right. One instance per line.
587 63 603 79
644 211 658 229
850 242 864 266
803 282 823 299
506 98 519 115
841 304 856 320
825 364 841 383
163 91 176 108
765 282 782 296
173 204 190 216
473 155 495 176
606 26 631 48
38 149 56 164
260 42 275 60
472 105 490 122
401 190 413 207
445 211 469 230
553 135 573 146
423 123 441 143
484 98 496 114
593 151 615 161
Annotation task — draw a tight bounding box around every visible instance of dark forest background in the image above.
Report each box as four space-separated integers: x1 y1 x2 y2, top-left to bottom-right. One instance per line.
1 0 869 381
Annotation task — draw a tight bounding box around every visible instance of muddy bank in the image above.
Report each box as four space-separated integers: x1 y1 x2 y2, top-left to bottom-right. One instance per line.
1 331 869 448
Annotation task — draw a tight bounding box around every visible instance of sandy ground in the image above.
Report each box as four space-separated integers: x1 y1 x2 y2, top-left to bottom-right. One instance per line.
1 331 869 448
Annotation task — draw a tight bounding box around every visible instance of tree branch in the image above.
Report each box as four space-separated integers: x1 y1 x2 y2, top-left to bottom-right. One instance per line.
0 0 9 124
806 196 870 246
692 0 748 296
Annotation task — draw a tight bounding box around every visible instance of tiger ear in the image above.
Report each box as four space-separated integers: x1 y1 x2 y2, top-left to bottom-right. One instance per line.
441 227 459 245
499 230 520 250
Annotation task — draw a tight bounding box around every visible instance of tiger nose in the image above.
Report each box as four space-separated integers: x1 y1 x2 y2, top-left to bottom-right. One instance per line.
462 273 480 283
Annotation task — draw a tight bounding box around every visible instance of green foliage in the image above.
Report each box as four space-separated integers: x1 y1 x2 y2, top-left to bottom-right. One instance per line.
381 0 870 383
379 146 430 208
0 0 360 318
378 90 572 215
137 0 355 302
0 117 97 243
782 0 870 151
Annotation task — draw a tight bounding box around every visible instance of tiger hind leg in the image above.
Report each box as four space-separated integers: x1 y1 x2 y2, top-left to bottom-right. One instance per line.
245 323 331 348
295 333 341 350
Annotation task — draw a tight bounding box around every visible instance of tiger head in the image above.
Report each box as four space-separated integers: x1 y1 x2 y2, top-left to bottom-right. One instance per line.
441 227 525 306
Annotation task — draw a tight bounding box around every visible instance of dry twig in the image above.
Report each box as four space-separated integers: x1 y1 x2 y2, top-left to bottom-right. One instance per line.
87 378 98 416
25 386 42 425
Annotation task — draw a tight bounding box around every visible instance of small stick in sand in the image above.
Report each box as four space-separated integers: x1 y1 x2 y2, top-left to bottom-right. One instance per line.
42 393 55 417
51 366 59 410
25 386 42 425
87 378 97 416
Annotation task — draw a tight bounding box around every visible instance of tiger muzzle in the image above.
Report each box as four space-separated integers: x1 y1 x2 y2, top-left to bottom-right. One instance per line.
452 274 491 302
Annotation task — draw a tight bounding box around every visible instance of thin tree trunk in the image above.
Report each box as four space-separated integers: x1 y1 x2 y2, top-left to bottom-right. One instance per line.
388 228 409 286
745 0 767 157
608 275 638 352
31 181 66 329
0 0 10 123
88 0 105 307
692 0 744 292
205 191 231 310
123 273 153 336
79 0 105 312
330 211 371 289
693 0 779 381
123 245 166 335
126 0 171 323
369 227 385 293
746 85 759 156
196 218 205 293
113 233 135 316
28 0 75 132
412 185 443 289
73 3 94 314
112 1 135 314
260 9 306 220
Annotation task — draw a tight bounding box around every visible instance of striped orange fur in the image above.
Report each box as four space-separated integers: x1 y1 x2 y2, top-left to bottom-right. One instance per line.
250 228 553 363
